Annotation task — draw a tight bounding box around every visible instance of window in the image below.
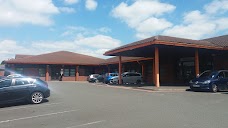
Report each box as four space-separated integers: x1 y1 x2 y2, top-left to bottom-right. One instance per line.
39 68 45 77
218 72 224 78
15 68 23 74
15 79 29 86
64 68 76 77
224 72 228 78
133 73 141 76
70 69 76 76
64 69 70 76
0 80 11 88
110 74 118 77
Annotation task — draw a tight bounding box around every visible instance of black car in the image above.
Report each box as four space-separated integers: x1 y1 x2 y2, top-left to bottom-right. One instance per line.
87 74 104 83
189 70 228 92
0 77 50 104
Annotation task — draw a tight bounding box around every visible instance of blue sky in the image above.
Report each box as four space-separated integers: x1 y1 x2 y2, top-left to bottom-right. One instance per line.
0 0 228 62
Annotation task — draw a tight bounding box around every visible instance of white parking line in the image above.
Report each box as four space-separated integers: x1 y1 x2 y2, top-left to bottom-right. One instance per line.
0 109 79 124
66 120 106 128
0 102 62 112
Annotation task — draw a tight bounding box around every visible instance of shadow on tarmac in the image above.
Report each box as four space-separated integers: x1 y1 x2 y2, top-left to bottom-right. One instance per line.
0 99 49 108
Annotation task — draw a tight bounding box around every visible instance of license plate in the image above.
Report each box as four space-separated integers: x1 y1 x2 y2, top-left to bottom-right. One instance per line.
193 84 200 87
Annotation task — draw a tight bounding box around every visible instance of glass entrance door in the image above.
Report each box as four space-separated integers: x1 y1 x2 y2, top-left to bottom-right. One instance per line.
50 65 61 80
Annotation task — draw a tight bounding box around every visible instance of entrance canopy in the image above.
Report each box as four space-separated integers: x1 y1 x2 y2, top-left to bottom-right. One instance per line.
104 35 227 57
104 35 228 87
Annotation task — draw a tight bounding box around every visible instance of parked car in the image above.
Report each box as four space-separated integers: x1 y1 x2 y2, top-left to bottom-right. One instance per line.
7 74 23 78
189 70 228 92
0 77 50 104
0 76 6 79
87 74 104 83
103 73 118 84
110 72 143 84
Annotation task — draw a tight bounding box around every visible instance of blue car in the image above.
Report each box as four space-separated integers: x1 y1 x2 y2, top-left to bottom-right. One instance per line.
189 70 228 92
0 77 50 104
103 73 118 84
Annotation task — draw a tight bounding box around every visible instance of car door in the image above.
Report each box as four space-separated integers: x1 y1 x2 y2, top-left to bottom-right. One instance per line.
216 72 226 91
6 79 30 101
129 73 137 83
0 79 12 103
223 71 228 90
124 73 132 83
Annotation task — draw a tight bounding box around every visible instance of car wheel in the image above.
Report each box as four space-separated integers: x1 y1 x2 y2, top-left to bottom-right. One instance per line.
190 86 194 91
211 84 218 93
136 80 141 84
31 92 44 104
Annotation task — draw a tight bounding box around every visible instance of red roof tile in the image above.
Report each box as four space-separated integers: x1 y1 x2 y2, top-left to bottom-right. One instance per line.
202 35 228 47
6 51 105 65
104 35 227 55
15 54 34 59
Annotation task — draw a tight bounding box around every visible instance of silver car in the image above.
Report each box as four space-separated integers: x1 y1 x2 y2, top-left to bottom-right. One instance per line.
110 72 142 84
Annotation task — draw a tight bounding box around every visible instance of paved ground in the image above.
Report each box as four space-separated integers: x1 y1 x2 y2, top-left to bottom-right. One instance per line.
0 82 228 128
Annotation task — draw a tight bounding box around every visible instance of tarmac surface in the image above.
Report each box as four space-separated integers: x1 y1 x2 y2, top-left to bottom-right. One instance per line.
0 81 228 128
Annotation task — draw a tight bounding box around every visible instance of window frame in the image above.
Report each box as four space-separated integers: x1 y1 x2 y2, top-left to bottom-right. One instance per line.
0 79 12 88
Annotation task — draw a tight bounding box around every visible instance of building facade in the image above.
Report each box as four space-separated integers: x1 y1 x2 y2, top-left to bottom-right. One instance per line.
3 35 228 87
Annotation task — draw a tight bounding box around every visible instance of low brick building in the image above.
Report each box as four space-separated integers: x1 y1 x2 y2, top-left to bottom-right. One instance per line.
5 51 105 81
4 35 228 86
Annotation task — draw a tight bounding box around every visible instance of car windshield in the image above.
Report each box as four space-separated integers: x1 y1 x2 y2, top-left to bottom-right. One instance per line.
198 71 218 78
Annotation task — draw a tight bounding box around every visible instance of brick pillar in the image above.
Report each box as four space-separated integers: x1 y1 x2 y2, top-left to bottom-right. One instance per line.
141 64 145 81
107 65 110 73
118 56 122 84
76 66 79 81
154 47 160 87
195 49 200 76
45 65 49 81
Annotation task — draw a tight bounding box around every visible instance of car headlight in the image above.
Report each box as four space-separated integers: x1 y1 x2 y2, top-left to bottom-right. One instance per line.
189 80 193 84
203 80 211 84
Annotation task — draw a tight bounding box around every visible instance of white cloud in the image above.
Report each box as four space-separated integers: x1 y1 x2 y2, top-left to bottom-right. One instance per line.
59 7 76 13
204 0 228 14
0 0 59 26
61 26 112 38
0 40 32 61
112 0 175 39
215 18 228 31
85 0 98 11
112 0 228 39
136 17 172 33
163 23 216 39
163 2 228 39
135 33 152 39
112 0 175 28
77 35 121 49
183 10 208 23
64 0 80 5
0 35 121 61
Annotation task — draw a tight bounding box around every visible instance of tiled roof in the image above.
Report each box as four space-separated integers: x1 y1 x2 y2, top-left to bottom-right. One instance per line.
15 54 34 59
106 35 217 53
202 35 228 47
6 51 105 65
104 35 227 55
157 35 215 46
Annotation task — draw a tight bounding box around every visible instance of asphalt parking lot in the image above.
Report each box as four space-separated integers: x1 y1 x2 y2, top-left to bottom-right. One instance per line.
0 82 228 128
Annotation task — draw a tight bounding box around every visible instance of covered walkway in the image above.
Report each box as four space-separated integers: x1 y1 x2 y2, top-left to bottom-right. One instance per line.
104 35 228 87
